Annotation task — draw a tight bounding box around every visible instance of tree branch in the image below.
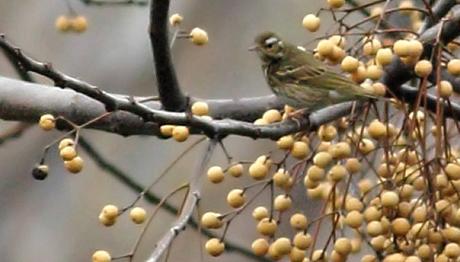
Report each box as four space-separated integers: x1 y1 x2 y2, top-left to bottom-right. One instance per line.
149 0 187 111
146 139 217 262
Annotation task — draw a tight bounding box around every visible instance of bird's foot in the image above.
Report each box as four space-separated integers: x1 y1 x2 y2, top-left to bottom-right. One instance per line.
286 109 309 128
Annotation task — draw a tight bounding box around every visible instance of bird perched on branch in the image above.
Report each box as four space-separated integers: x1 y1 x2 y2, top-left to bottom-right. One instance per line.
250 32 375 111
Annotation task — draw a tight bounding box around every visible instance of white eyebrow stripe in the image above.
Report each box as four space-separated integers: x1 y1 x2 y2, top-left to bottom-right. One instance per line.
265 37 279 45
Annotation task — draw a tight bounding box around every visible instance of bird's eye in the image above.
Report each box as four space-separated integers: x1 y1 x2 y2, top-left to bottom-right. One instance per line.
266 43 274 49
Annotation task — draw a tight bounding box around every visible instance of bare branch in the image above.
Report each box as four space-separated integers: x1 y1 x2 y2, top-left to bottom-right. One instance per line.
146 140 217 262
149 0 187 111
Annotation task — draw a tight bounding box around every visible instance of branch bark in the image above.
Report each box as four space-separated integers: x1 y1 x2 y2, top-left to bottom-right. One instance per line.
149 0 187 111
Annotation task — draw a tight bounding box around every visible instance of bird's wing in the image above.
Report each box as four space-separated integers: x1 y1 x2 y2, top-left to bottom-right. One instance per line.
275 55 373 98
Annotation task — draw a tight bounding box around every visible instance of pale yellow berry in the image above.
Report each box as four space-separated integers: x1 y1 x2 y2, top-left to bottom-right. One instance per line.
277 135 294 150
330 46 345 63
290 247 306 262
334 238 352 255
257 218 277 236
172 126 189 142
345 210 363 228
92 250 111 262
368 120 387 139
201 212 223 229
376 48 393 66
293 232 312 249
169 13 183 26
367 65 383 80
249 162 268 180
328 164 348 181
129 207 146 224
227 163 243 177
438 80 453 98
273 237 292 255
329 142 351 159
254 118 268 125
371 6 383 17
263 109 282 123
328 0 345 9
190 28 208 46
39 114 55 131
71 16 88 33
207 166 224 183
98 213 116 227
102 205 119 220
306 165 325 181
447 59 460 75
351 66 367 83
414 60 432 77
58 138 75 151
274 194 292 212
160 125 175 137
393 40 410 57
191 101 209 116
444 243 460 258
60 146 77 161
358 139 375 155
302 14 321 32
317 39 334 57
391 217 410 236
381 191 399 207
345 197 364 212
329 35 347 48
55 16 71 32
273 168 290 187
312 249 328 261
252 206 269 220
363 39 381 56
252 238 269 256
291 141 309 159
408 40 424 57
318 125 337 141
205 238 225 256
341 56 359 72
290 213 308 230
227 189 245 208
367 221 383 236
313 152 332 168
445 163 460 180
64 156 84 173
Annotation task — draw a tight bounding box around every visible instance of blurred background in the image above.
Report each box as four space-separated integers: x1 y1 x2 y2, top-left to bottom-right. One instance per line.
0 0 341 261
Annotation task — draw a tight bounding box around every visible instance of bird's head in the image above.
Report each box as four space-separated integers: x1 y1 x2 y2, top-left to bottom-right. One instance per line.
250 32 285 63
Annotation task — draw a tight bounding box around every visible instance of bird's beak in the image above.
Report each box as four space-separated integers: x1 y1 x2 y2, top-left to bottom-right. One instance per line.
248 45 258 51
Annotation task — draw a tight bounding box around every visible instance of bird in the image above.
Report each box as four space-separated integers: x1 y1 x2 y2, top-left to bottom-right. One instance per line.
250 31 375 111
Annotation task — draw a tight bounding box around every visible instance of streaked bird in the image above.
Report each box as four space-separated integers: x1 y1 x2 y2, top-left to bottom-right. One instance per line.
250 32 375 111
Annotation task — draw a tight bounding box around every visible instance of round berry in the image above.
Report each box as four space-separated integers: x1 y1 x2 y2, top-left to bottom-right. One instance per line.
39 114 55 131
317 40 334 57
207 166 224 183
257 218 277 236
60 146 77 161
334 238 352 255
58 138 75 150
252 206 269 221
381 191 399 207
172 126 189 142
160 125 175 137
393 40 410 57
249 162 268 180
169 13 183 26
71 16 88 33
227 189 245 208
438 80 453 98
448 59 460 75
92 250 111 262
64 156 84 173
328 0 345 9
227 163 243 177
205 238 225 256
273 168 290 187
341 56 359 72
414 60 432 77
376 48 393 66
272 237 292 255
190 28 208 46
130 207 146 224
274 194 292 212
55 16 71 32
251 238 269 256
290 213 308 230
102 205 119 220
201 212 223 229
191 101 209 116
302 14 320 32
277 135 294 150
32 165 49 180
293 232 312 249
291 141 309 159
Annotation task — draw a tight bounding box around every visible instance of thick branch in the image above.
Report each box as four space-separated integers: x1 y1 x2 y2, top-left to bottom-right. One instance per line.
149 0 187 111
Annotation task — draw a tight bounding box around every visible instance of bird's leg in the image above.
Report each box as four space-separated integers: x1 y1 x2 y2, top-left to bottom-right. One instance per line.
286 108 309 128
